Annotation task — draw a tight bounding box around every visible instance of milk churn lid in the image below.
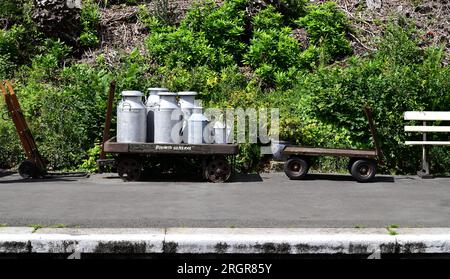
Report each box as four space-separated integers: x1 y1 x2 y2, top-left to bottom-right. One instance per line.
189 112 209 121
213 121 226 129
178 91 197 96
158 91 178 96
148 88 168 93
121 90 144 97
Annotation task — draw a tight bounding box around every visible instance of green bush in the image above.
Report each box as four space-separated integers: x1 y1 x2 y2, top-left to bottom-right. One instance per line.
244 27 300 86
182 0 247 60
268 0 308 24
296 2 352 64
0 0 32 27
146 26 233 70
0 116 23 169
80 0 100 47
0 54 15 79
244 6 301 86
12 63 111 169
0 25 27 67
146 0 248 71
251 5 284 30
288 24 450 173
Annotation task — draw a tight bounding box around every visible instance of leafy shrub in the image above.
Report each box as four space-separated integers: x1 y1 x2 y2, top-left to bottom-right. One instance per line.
80 0 100 47
146 24 235 70
376 21 424 65
244 6 301 86
0 0 33 27
251 5 284 30
0 54 15 79
296 2 352 64
0 25 27 66
267 0 308 24
146 0 248 71
289 24 450 173
22 39 71 81
152 0 180 26
0 116 23 169
79 141 102 172
182 0 247 60
8 65 103 169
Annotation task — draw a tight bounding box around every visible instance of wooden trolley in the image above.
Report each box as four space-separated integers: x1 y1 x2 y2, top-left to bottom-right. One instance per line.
282 107 383 182
100 137 239 183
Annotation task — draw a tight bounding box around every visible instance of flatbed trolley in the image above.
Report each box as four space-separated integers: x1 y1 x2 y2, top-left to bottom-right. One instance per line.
282 107 383 182
100 137 239 183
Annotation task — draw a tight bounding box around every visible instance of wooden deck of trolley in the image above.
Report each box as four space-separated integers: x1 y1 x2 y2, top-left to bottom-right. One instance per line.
283 146 378 159
103 137 239 155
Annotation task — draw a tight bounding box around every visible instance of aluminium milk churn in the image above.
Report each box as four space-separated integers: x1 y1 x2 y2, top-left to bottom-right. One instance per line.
187 107 209 144
178 91 198 143
154 92 182 144
145 87 168 142
117 91 147 143
213 121 227 144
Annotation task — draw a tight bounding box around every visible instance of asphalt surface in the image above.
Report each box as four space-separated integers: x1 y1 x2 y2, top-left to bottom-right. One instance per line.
0 171 449 228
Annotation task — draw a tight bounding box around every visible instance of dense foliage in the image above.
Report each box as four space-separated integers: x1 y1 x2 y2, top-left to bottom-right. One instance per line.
0 0 449 175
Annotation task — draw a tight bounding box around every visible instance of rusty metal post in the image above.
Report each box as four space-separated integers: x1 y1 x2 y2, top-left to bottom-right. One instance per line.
364 107 383 164
100 80 116 160
420 120 430 177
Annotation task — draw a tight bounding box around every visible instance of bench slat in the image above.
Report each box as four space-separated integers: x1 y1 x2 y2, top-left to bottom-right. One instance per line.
405 126 450 132
404 111 450 121
405 141 450 145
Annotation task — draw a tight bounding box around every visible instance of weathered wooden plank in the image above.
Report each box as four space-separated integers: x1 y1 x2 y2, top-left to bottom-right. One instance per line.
103 141 129 153
283 146 378 158
405 141 450 145
405 126 450 132
404 111 450 121
103 138 239 155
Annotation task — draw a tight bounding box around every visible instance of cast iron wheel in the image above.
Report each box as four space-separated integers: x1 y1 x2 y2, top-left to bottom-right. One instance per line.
351 159 376 182
18 160 39 179
204 157 231 183
284 157 309 180
117 157 142 181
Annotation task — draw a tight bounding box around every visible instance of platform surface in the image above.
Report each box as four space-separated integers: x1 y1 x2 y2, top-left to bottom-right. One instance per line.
0 172 449 228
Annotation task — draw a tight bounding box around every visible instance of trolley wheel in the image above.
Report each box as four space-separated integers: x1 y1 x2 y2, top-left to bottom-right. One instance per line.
348 158 357 174
18 160 39 179
351 159 376 182
117 157 142 181
204 157 231 183
284 157 309 180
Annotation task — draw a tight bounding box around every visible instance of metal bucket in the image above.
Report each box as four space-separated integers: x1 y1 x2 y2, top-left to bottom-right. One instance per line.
154 92 182 144
145 87 168 142
117 91 147 143
271 140 291 161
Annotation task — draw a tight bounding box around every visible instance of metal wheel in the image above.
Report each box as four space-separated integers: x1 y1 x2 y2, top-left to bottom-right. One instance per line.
351 159 376 182
117 157 142 181
348 158 356 174
18 160 38 179
284 157 309 180
204 157 231 183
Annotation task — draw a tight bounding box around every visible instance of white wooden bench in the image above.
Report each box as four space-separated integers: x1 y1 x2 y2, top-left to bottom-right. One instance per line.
404 111 450 177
